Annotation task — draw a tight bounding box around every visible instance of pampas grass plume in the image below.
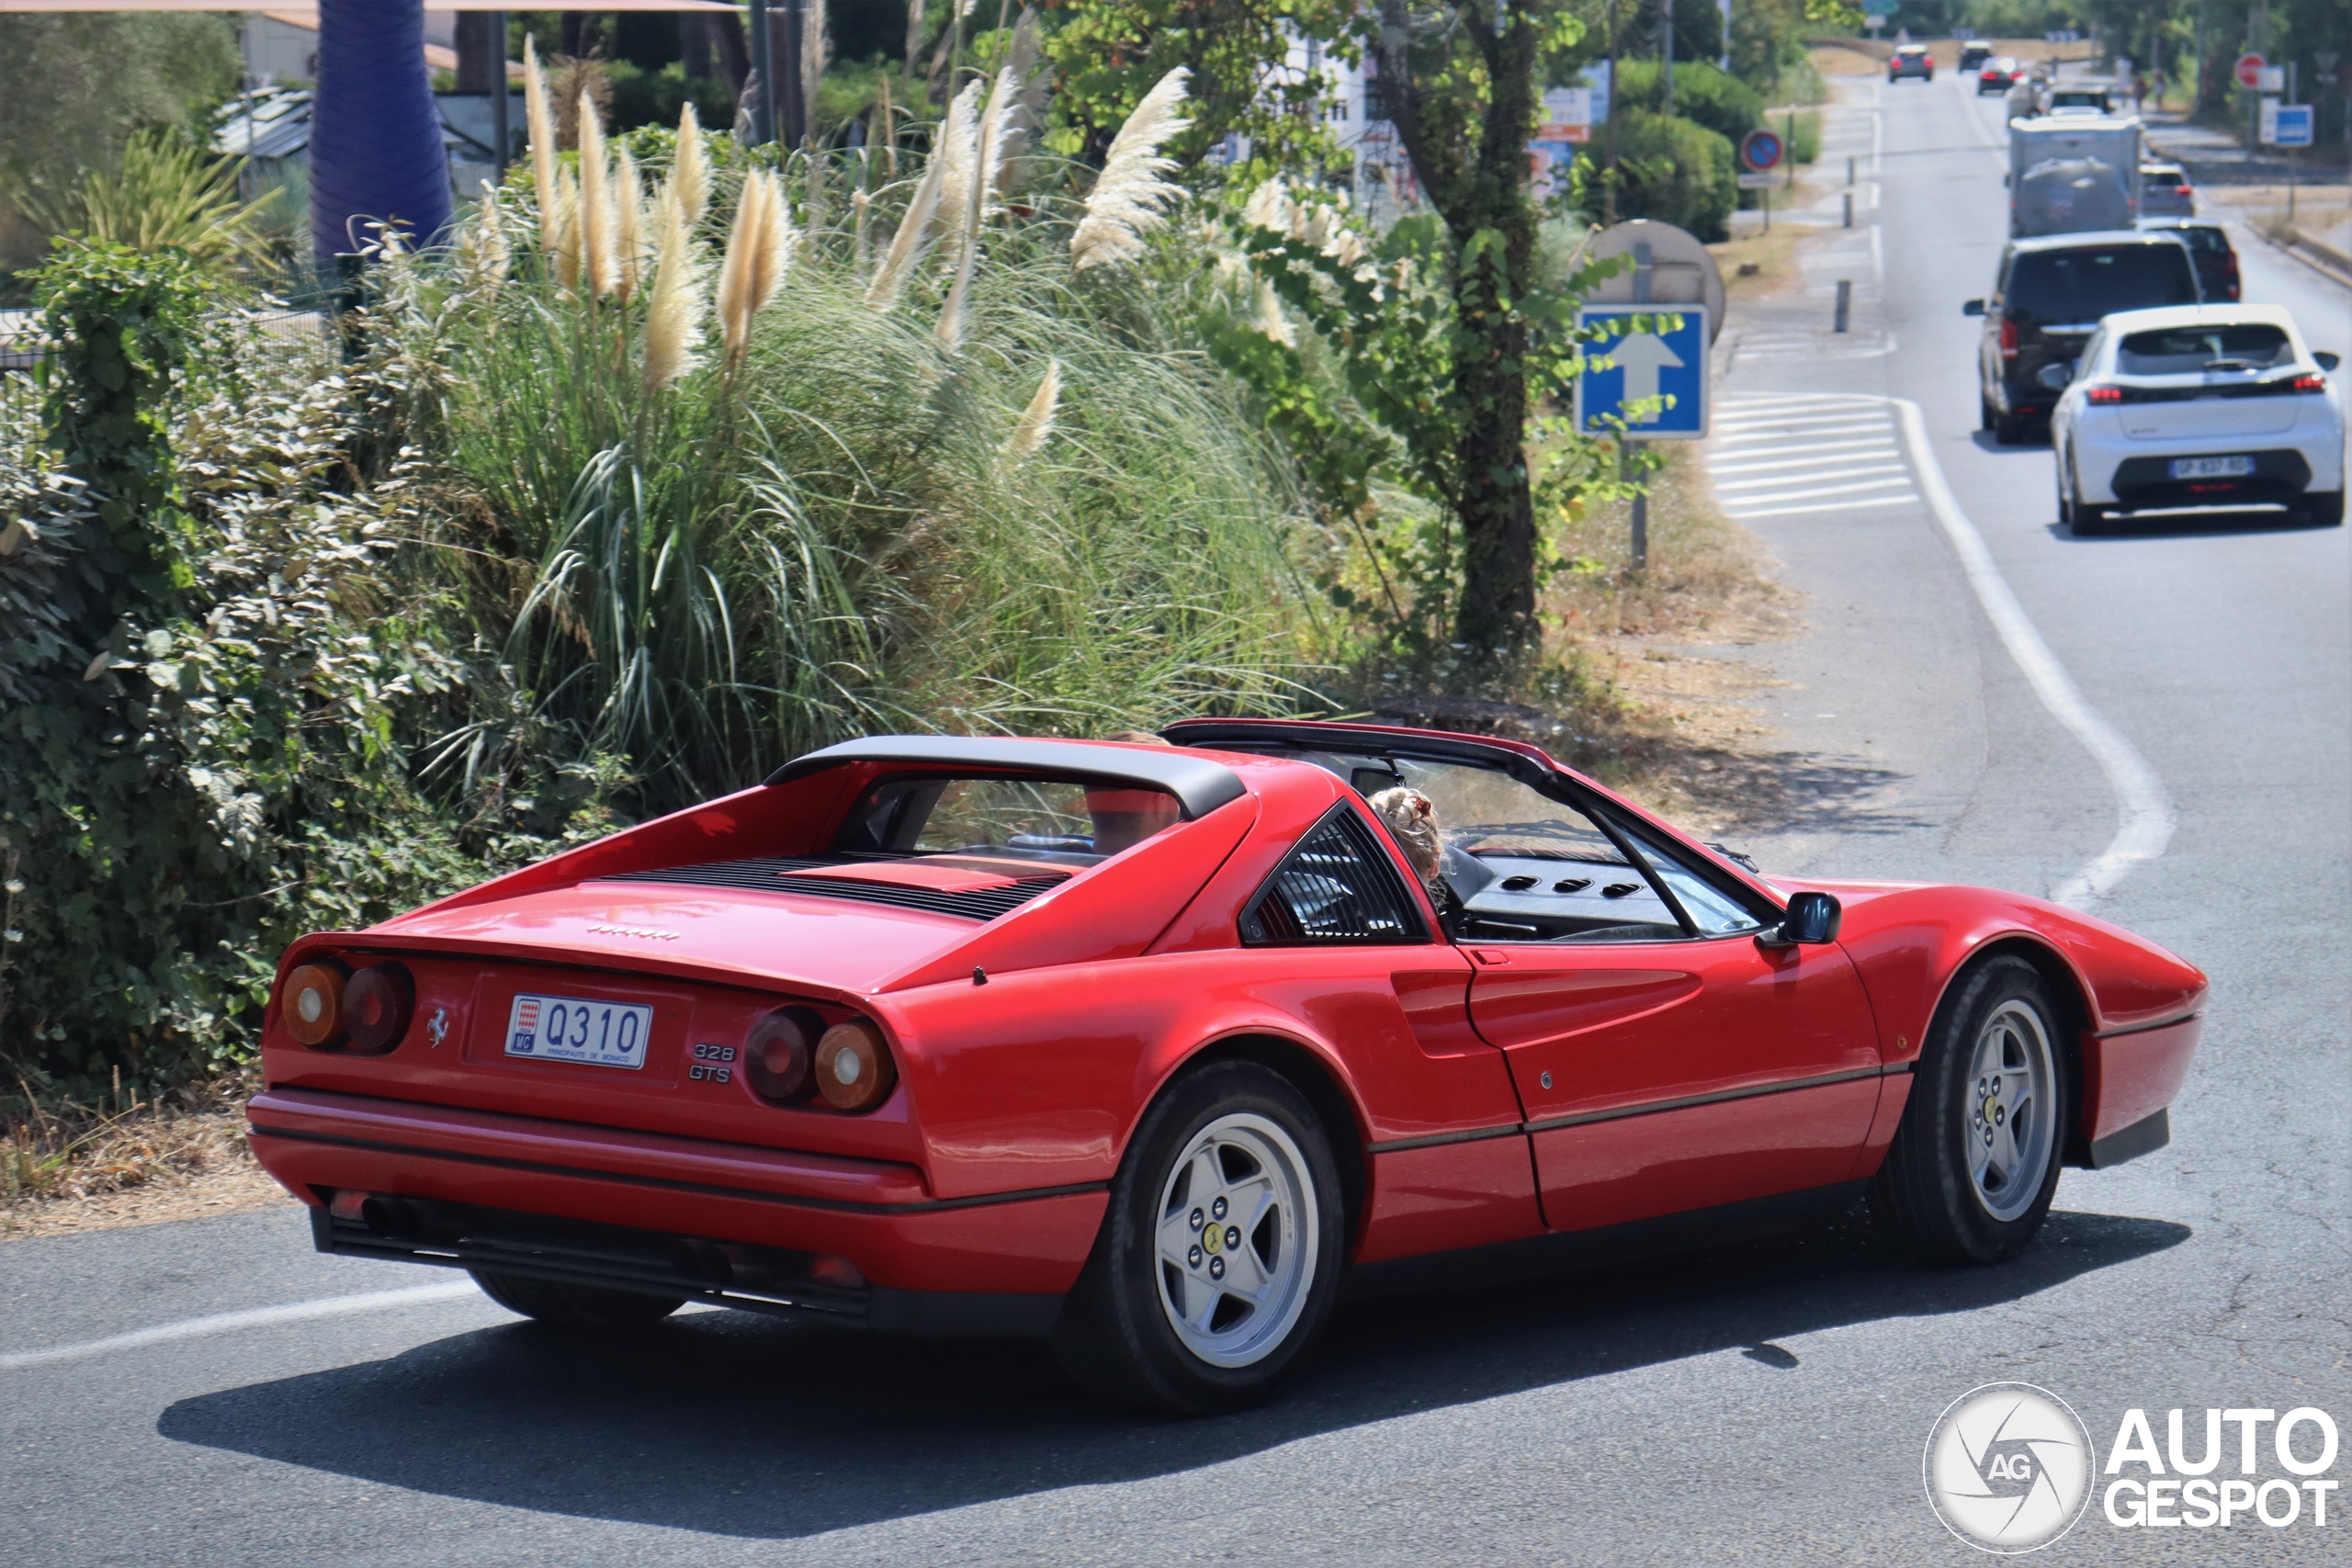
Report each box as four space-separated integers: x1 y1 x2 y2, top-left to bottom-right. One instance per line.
1252 277 1295 347
612 145 646 303
936 67 1017 353
466 180 511 287
933 80 983 267
717 169 791 364
642 193 705 391
865 148 944 308
577 90 616 298
524 39 571 277
671 102 709 227
1001 359 1060 461
1070 66 1190 271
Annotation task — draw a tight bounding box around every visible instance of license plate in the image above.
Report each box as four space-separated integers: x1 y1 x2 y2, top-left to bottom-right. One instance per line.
504 993 654 1069
2169 455 2256 479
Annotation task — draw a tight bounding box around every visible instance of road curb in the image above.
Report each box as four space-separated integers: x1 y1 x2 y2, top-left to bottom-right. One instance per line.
2272 227 2352 290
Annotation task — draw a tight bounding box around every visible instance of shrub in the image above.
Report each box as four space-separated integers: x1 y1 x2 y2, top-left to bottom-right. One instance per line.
1600 110 1737 242
1611 60 1767 152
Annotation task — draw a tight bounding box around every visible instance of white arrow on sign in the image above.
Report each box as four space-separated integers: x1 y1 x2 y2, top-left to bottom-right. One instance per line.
1611 332 1684 423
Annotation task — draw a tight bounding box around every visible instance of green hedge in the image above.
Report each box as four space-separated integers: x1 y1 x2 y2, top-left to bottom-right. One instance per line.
1604 110 1739 243
1611 60 1768 152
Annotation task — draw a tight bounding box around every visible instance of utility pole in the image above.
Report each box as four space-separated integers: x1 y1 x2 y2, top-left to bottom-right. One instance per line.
1663 0 1674 116
1604 0 1619 223
781 0 807 150
487 10 509 178
748 0 777 144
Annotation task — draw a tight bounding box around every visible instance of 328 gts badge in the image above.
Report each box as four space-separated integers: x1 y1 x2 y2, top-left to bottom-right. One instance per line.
688 1042 737 1083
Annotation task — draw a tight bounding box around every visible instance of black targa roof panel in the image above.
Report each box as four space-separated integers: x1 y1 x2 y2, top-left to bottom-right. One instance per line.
765 735 1250 818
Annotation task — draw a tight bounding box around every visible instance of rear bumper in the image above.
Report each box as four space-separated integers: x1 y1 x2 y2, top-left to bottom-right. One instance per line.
2075 445 2323 509
247 1086 1104 1303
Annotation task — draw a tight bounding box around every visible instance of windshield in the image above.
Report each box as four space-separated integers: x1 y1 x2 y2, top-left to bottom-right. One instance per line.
2117 323 2292 374
2007 245 2199 323
833 773 1182 866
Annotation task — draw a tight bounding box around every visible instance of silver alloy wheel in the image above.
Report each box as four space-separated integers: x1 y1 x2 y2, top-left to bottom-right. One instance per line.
1965 998 2057 1222
1153 1111 1319 1369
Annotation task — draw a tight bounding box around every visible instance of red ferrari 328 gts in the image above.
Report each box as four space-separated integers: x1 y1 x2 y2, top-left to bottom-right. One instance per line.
250 720 2204 1412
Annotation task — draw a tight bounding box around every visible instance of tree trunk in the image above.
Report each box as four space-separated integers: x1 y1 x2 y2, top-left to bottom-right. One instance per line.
706 13 751 100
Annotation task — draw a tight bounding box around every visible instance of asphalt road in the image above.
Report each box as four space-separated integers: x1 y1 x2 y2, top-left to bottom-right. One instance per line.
4 76 2346 1565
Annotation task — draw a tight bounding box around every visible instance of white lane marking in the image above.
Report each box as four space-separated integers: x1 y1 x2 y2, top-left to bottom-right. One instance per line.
1722 494 1919 519
0 1280 481 1371
1719 475 1920 505
1892 397 2175 907
1708 446 1899 476
1713 463 1910 492
1709 436 1899 459
1713 413 1891 434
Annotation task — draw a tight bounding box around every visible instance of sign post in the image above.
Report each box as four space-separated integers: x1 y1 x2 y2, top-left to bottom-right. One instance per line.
1739 127 1785 232
1577 303 1709 572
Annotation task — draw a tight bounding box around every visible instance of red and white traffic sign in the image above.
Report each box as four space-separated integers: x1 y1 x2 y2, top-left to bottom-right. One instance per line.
2234 52 2267 89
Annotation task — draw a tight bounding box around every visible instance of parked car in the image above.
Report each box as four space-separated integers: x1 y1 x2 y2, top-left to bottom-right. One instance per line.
2050 305 2344 532
2139 162 2194 217
1960 42 1994 72
1979 55 2023 95
246 723 2206 1412
1968 230 2203 442
1890 44 1934 82
2136 216 2236 299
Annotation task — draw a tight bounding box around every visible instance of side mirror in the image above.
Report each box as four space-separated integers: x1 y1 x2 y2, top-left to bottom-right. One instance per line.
1962 299 1986 317
1758 891 1842 948
2317 352 2341 372
2038 361 2075 389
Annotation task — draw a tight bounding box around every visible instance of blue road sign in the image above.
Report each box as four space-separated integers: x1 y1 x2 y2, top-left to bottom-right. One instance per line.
1576 307 1709 441
2270 103 2314 147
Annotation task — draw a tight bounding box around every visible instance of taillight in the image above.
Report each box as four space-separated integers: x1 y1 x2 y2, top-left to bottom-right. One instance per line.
744 1006 824 1103
2292 375 2326 393
2177 185 2193 198
815 1018 897 1111
2086 385 2123 404
283 961 350 1047
344 963 414 1051
1999 317 2019 358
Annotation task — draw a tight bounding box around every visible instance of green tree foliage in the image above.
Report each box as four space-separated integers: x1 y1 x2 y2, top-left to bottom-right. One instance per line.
1039 0 1363 172
0 14 242 276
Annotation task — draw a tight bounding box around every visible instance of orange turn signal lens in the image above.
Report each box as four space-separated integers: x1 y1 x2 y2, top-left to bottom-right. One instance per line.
814 1018 896 1111
284 962 349 1047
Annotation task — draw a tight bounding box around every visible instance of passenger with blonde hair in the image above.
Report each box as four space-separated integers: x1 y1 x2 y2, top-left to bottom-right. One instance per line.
1368 785 1463 937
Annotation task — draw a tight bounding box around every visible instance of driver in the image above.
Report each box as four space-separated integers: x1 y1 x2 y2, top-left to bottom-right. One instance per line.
1367 786 1464 938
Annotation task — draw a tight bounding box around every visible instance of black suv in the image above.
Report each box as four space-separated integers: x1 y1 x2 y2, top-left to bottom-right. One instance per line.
1965 231 2201 442
2134 216 2239 301
1959 42 1992 72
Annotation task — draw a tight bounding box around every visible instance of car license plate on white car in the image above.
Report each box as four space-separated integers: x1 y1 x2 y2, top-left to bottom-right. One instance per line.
2169 456 2256 479
504 994 653 1069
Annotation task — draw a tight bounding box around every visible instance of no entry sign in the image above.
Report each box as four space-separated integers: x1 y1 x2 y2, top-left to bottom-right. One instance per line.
2234 52 2267 89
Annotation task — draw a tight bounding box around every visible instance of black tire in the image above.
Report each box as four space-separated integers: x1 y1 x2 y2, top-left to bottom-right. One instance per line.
2067 463 2110 536
2054 467 2075 530
1991 410 2026 446
1053 1060 1346 1415
1869 956 2069 1264
470 1269 686 1328
1980 392 1998 434
2299 491 2345 526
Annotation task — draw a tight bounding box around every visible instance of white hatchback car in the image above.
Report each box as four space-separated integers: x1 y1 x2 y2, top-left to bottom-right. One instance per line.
2049 305 2345 534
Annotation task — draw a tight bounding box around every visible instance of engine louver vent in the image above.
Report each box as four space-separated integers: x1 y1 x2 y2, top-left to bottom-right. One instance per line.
1240 807 1427 945
594 859 1066 921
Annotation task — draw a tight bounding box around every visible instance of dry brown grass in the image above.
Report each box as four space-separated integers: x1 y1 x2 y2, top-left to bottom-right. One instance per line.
1 1072 289 1242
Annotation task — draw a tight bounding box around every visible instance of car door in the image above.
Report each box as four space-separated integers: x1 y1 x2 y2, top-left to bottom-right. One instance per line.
1461 811 1884 1235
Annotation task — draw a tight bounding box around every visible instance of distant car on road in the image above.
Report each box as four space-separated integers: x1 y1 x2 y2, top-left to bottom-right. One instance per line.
1966 231 2203 442
2135 216 2238 300
1979 56 2023 95
2043 83 2118 115
1889 44 1934 82
1960 42 1994 72
2049 305 2344 532
2139 163 2194 217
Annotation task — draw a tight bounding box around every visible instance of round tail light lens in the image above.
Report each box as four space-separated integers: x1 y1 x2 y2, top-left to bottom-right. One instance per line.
815 1018 897 1111
344 963 415 1052
744 1007 823 1103
284 962 349 1047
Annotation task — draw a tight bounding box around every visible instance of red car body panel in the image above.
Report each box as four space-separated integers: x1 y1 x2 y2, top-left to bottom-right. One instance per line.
249 720 2206 1326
